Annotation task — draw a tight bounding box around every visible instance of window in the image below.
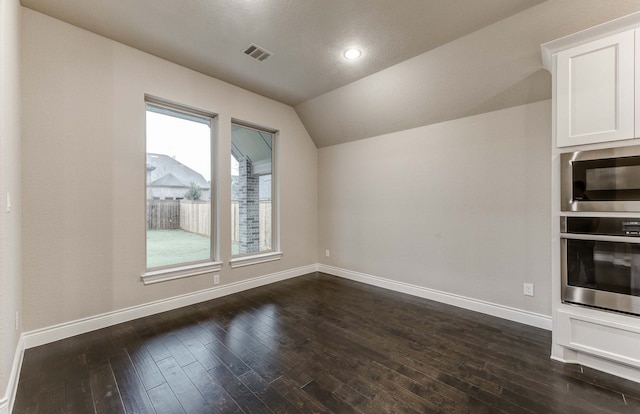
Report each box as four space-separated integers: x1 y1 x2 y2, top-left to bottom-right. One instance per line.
143 98 220 284
230 122 280 267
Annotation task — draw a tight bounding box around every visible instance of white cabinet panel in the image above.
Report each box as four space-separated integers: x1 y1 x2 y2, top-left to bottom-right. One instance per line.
556 31 635 147
557 308 640 368
637 30 640 137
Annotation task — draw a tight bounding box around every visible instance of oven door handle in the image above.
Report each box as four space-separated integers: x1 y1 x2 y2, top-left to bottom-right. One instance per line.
560 233 640 244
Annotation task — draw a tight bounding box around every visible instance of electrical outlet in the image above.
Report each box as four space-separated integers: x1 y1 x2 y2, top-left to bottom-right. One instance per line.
15 311 19 331
325 250 330 258
213 274 220 285
523 283 534 297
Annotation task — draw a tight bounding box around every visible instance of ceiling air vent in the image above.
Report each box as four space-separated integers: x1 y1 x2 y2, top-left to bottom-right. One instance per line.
243 44 272 62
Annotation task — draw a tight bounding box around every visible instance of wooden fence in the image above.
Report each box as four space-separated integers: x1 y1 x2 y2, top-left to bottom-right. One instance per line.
147 199 271 250
147 200 180 230
180 200 211 236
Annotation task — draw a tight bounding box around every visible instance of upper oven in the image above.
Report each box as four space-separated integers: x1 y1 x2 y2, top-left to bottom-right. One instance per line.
561 145 640 212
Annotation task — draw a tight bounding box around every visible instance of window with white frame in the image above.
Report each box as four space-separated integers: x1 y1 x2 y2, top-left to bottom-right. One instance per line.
230 122 279 265
143 98 219 282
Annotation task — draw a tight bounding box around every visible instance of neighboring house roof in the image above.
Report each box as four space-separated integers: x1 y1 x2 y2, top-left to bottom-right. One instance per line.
149 173 187 188
147 153 211 200
146 153 210 190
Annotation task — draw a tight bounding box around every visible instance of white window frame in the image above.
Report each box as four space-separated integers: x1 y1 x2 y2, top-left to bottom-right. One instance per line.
229 120 281 268
141 96 221 284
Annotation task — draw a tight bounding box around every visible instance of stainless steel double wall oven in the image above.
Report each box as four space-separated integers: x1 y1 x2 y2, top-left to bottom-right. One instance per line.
561 145 640 315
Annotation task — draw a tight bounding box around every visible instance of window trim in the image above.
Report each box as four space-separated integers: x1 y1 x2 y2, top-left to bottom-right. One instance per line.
229 252 283 269
230 119 280 265
141 261 223 285
142 95 220 283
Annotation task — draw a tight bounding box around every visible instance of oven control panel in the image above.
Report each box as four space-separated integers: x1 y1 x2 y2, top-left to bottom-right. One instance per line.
561 217 640 237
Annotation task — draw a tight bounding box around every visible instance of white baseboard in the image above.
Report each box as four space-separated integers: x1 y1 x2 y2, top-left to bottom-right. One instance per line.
319 264 552 331
9 262 552 412
23 264 318 349
0 334 25 414
18 263 551 350
2 262 563 413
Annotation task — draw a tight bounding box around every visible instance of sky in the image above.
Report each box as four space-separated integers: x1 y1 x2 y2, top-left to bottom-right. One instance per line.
146 111 212 182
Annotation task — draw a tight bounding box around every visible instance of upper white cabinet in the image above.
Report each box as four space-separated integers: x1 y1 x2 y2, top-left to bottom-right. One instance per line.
542 13 640 148
556 31 635 147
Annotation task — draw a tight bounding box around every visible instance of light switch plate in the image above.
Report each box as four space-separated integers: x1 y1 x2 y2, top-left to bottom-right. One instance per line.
523 283 534 297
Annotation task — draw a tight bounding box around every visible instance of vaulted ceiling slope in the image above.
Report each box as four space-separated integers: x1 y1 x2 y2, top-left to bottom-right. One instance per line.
297 0 640 147
20 0 640 147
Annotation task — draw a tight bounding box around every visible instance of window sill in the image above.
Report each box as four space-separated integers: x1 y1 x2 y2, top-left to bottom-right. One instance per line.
229 252 283 269
141 261 223 285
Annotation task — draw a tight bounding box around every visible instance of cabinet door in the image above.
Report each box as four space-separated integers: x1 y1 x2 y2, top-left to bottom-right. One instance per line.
556 30 635 147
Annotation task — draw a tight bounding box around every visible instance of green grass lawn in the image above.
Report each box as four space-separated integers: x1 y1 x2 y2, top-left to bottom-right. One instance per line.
147 229 210 268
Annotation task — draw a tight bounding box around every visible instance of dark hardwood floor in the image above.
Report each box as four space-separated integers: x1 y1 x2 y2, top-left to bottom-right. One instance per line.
12 272 640 413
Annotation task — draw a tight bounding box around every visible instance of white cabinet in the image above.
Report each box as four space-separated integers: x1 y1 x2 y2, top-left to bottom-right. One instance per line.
543 13 640 385
556 307 640 381
555 30 635 147
556 308 640 367
637 30 640 136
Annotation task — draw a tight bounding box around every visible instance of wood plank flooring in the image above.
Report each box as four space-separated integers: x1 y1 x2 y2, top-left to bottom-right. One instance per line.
12 272 640 413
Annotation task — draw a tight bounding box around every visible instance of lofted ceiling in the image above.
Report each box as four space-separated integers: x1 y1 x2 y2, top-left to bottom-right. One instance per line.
20 0 640 147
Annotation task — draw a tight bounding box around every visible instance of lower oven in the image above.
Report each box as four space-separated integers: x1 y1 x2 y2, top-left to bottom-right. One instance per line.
561 216 640 316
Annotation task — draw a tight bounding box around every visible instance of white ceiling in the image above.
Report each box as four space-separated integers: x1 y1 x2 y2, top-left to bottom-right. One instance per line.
20 0 640 147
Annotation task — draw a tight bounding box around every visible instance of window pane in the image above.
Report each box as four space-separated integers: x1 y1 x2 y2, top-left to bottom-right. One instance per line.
231 124 274 256
146 103 212 269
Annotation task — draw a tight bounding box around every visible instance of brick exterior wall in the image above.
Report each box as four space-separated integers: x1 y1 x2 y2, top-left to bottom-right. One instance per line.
237 156 260 253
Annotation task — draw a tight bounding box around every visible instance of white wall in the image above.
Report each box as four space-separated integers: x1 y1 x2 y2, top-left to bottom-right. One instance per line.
0 0 22 407
318 101 551 316
21 8 318 331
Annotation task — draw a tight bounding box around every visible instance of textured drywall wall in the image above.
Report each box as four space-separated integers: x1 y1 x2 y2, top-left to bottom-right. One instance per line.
318 101 552 316
21 8 318 331
0 0 22 401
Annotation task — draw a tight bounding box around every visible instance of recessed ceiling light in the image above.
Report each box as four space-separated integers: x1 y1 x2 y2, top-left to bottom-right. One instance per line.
344 48 362 60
